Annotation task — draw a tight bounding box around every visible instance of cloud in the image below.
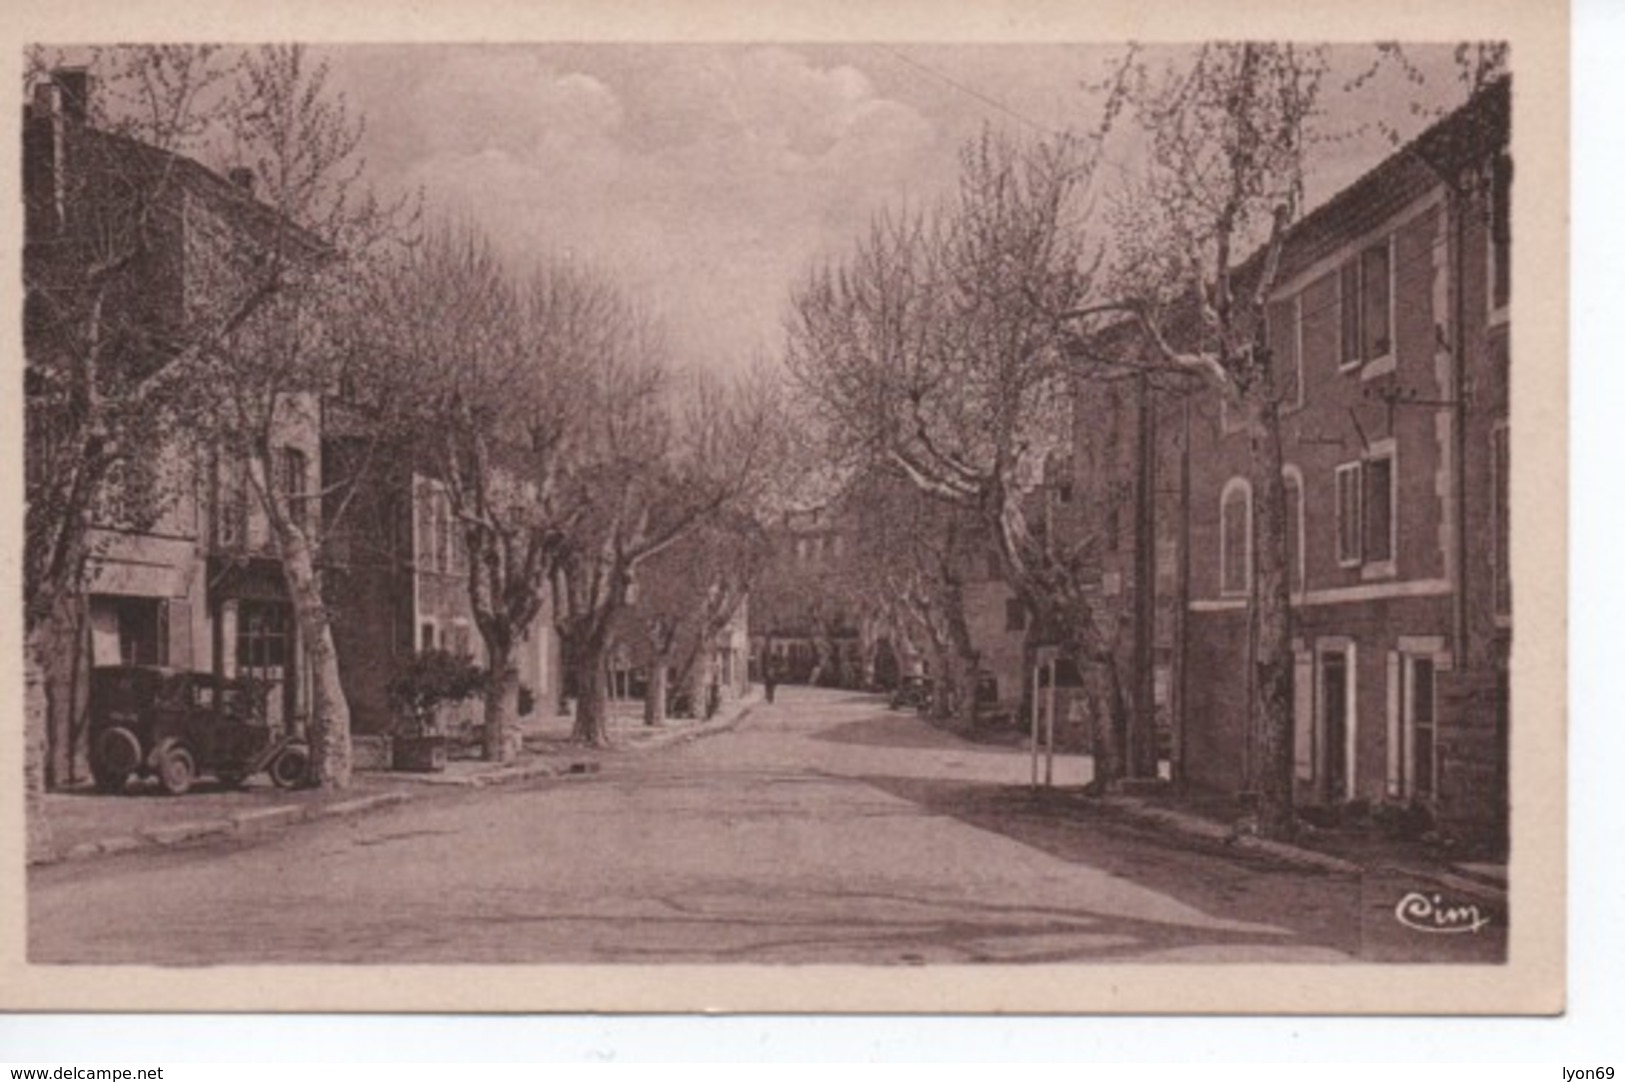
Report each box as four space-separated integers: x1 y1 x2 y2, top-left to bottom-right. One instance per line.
387 46 946 374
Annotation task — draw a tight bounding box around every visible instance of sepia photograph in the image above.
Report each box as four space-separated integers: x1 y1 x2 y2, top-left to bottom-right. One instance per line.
6 0 1569 1017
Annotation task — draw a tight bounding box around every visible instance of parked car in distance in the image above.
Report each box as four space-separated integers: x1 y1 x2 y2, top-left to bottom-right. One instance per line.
889 673 932 711
87 666 311 796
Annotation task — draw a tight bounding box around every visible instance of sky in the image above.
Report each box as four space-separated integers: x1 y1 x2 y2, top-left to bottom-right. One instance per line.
320 44 1475 378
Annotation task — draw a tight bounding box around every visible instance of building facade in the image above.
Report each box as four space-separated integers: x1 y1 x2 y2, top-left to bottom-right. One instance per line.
24 69 323 783
321 432 561 739
1174 79 1510 845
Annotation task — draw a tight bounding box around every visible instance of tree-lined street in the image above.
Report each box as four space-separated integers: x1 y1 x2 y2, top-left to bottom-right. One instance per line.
29 688 1502 966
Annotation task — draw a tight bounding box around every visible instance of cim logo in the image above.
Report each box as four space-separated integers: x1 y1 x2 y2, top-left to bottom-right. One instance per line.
1393 891 1493 934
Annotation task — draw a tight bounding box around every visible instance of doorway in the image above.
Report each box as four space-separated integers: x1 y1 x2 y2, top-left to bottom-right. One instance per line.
1316 640 1355 803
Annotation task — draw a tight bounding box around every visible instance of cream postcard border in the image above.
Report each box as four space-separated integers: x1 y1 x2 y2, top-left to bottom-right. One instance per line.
0 0 1568 1015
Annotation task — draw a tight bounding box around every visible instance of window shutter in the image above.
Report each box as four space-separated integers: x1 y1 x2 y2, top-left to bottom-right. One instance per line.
165 599 191 669
1293 650 1314 780
1339 261 1361 366
1361 243 1392 358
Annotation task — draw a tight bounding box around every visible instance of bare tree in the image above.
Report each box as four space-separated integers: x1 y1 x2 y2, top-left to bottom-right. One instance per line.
187 44 408 788
374 225 578 763
21 46 376 844
787 132 1136 784
1061 43 1325 835
553 364 782 746
621 510 770 726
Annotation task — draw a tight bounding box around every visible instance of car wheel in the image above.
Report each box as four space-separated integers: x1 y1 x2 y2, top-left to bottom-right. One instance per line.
269 745 311 789
158 745 196 796
91 727 141 793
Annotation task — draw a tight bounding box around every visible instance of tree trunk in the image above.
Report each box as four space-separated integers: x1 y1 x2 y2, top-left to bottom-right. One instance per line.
42 594 85 789
276 525 353 788
1246 386 1296 838
644 655 669 726
24 628 57 864
570 635 613 747
483 655 521 762
1088 652 1127 788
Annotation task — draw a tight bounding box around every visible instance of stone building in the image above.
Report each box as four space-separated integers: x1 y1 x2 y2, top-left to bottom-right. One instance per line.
1169 78 1511 846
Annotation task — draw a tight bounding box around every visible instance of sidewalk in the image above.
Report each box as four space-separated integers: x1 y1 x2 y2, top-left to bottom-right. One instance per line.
31 689 759 867
1092 785 1509 902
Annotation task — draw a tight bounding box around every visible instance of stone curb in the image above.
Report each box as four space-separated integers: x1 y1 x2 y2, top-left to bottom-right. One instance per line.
380 759 565 789
621 703 755 753
1102 796 1364 875
34 706 757 868
1100 796 1509 902
35 790 416 867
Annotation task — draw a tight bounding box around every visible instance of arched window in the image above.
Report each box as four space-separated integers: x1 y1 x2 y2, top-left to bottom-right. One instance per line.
1283 465 1305 598
1219 477 1251 597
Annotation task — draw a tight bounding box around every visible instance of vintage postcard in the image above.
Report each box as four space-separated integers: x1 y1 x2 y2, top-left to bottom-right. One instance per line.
2 0 1567 1013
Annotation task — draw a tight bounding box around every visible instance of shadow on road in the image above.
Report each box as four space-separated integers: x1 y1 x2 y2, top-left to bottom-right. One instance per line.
808 712 973 750
856 772 1369 958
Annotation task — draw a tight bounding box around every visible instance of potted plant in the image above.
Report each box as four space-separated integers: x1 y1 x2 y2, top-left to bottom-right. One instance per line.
387 649 489 773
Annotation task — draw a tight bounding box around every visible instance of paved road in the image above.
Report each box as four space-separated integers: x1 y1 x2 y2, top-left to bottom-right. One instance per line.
29 686 1504 964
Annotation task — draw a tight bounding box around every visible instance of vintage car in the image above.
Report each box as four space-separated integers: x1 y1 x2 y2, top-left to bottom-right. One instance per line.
87 666 311 795
889 673 933 711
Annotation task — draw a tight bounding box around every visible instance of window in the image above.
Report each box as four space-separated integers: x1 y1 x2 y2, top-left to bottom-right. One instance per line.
1492 422 1510 616
434 492 452 573
447 622 472 657
1335 450 1395 571
1219 478 1251 597
1339 239 1394 367
1283 468 1304 596
216 456 249 548
1491 154 1512 313
280 447 309 531
1363 453 1394 564
416 480 437 571
420 622 436 651
237 601 291 676
1269 297 1302 409
1339 262 1361 368
1005 597 1027 632
1361 244 1392 358
1335 463 1362 566
1409 656 1437 799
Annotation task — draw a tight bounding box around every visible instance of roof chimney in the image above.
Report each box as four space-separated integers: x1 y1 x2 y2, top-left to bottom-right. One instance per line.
227 167 257 195
51 67 89 125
